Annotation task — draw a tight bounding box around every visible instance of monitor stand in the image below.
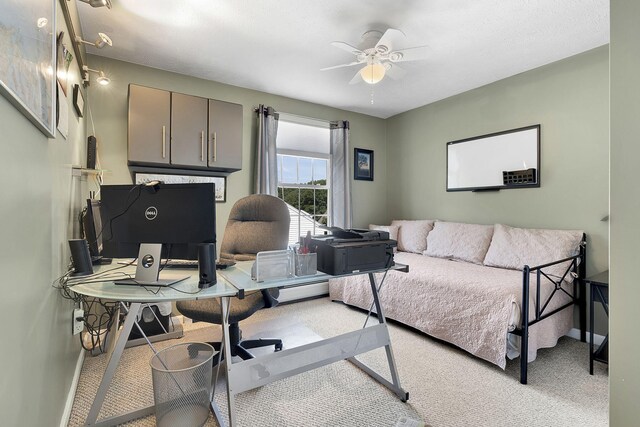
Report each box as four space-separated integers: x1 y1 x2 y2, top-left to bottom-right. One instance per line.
115 243 189 287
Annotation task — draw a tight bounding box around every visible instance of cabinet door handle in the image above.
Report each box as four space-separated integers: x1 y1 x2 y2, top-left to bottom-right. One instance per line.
212 131 217 162
162 125 166 159
201 131 205 162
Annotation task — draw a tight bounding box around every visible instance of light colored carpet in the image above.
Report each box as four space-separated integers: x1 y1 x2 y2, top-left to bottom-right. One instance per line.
68 298 608 427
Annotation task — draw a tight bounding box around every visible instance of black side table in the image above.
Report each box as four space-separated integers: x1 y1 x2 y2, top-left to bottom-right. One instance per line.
586 270 609 375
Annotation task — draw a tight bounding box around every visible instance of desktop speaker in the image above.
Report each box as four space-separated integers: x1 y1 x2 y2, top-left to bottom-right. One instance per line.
69 239 94 277
198 243 216 288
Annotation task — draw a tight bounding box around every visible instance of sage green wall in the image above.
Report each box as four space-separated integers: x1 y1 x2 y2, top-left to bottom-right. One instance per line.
86 55 388 246
386 46 609 280
0 3 89 425
611 0 640 424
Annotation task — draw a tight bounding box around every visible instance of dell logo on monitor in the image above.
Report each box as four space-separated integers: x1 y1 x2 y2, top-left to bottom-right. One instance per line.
145 206 158 220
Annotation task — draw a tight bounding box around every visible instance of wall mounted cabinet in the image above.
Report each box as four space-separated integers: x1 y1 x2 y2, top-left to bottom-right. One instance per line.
128 84 243 173
208 99 243 170
128 85 171 165
171 92 208 168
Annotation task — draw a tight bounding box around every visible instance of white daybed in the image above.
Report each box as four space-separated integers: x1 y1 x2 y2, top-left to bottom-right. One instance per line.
329 221 585 384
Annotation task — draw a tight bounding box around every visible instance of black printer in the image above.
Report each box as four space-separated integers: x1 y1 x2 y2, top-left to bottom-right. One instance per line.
310 228 396 275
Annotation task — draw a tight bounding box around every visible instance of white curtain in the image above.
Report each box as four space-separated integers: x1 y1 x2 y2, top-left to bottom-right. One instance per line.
255 105 279 195
330 120 352 229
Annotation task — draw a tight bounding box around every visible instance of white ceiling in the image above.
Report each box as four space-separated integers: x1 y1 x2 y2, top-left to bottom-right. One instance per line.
76 0 609 119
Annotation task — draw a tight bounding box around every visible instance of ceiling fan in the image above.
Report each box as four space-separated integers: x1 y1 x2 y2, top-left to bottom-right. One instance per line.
321 28 429 85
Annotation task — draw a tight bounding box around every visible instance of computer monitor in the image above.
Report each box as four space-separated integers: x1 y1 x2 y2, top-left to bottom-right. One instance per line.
83 199 103 259
100 182 216 261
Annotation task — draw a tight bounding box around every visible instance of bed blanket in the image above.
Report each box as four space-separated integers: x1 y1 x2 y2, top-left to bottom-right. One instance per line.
329 252 573 369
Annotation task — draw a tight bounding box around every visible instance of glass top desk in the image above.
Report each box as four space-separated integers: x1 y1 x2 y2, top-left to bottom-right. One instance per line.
70 264 238 302
214 261 410 427
72 261 410 427
70 263 238 427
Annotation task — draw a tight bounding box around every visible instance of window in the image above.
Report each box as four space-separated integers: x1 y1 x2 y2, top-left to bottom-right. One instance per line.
276 117 330 245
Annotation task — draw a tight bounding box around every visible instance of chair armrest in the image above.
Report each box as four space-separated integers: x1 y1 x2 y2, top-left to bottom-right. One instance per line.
261 288 279 308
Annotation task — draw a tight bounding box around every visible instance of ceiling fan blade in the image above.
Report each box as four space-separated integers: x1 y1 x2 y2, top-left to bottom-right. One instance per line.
375 28 405 53
320 61 362 71
389 45 430 63
349 69 363 85
385 63 407 80
330 41 363 56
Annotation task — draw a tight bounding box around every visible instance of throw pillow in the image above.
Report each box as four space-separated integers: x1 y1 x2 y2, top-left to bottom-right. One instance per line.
424 221 494 264
390 220 435 253
369 224 399 241
369 224 400 253
483 224 584 281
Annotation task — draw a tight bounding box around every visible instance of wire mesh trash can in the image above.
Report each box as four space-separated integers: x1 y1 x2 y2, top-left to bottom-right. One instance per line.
150 342 214 427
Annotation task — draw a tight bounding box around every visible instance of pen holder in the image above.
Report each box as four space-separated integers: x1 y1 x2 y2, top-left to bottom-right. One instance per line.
295 252 317 277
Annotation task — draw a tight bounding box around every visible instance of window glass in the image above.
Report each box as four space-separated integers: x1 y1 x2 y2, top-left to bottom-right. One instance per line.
276 119 331 245
313 158 327 182
280 155 297 184
298 157 313 184
314 189 328 215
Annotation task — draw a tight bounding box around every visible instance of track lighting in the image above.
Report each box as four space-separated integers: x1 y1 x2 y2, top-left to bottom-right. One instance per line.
76 33 113 49
83 66 110 86
79 0 112 9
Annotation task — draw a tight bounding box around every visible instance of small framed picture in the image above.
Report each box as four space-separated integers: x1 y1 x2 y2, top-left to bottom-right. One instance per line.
354 148 374 181
73 84 84 117
135 172 227 202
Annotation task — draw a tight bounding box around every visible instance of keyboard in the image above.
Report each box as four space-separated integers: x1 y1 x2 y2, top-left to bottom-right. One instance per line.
120 259 198 268
121 259 235 269
162 259 198 268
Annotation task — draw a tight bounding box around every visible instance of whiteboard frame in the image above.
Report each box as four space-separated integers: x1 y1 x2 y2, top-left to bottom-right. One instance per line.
446 124 541 192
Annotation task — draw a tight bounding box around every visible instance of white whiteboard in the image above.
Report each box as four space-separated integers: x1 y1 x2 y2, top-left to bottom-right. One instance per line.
447 125 540 191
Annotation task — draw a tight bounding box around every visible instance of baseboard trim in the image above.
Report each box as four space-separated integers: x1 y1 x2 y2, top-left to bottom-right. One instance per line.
567 328 606 346
278 281 329 303
60 348 85 427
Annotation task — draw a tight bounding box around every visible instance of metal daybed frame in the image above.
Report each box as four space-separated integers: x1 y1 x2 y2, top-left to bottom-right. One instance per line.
512 234 587 384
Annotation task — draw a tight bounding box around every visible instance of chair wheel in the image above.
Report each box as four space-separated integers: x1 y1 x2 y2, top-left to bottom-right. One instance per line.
275 343 283 351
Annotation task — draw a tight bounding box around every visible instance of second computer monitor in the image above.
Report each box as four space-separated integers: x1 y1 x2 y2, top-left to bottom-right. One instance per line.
100 182 216 260
83 199 103 258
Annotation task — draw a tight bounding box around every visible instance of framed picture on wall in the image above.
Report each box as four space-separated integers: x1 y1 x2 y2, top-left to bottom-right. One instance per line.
56 32 73 97
73 85 84 117
354 148 374 181
0 0 56 137
135 173 227 202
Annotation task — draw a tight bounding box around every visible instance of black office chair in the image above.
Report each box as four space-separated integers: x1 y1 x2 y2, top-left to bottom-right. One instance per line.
176 194 290 360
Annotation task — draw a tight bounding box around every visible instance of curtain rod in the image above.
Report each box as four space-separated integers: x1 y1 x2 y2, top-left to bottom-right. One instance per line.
253 107 330 122
253 107 333 128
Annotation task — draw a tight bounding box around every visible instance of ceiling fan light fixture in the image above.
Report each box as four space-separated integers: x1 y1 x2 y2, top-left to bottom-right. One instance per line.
360 63 386 84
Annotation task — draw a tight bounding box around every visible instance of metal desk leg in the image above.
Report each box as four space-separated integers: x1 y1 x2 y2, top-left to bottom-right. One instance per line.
85 303 153 426
590 283 594 375
222 296 237 426
348 272 408 402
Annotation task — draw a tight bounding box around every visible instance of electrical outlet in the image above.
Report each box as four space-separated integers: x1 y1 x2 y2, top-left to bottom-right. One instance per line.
72 308 84 335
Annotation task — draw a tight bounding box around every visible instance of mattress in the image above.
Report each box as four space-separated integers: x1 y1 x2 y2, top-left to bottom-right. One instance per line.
329 251 573 369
